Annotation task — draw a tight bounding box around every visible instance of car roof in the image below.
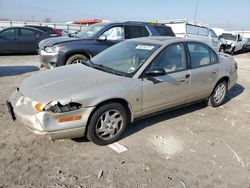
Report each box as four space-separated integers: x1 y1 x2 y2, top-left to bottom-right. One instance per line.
1 26 48 33
128 36 208 46
97 21 169 27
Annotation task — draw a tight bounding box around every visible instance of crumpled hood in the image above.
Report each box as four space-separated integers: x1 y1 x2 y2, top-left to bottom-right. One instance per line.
39 36 79 49
19 64 123 104
224 39 235 46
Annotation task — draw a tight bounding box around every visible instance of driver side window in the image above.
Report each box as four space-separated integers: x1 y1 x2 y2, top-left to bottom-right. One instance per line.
0 29 16 39
149 43 187 73
102 26 124 41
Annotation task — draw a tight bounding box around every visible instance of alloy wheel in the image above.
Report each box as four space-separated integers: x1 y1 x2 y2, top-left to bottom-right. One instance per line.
95 109 124 140
213 83 226 103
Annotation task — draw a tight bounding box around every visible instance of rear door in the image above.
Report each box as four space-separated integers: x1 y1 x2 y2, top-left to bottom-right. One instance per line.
142 43 191 115
187 42 220 100
17 28 39 53
0 28 18 53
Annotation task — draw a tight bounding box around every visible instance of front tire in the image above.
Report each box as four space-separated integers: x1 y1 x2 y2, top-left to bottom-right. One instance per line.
208 81 228 107
87 103 128 145
66 54 88 65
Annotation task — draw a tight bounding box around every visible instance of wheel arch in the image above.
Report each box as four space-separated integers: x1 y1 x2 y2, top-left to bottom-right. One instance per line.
215 76 230 90
84 98 134 135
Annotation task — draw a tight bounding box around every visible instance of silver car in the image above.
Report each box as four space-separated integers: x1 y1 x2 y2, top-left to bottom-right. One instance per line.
7 37 238 145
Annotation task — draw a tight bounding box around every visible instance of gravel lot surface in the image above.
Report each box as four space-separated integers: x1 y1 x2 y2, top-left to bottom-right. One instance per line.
0 53 249 188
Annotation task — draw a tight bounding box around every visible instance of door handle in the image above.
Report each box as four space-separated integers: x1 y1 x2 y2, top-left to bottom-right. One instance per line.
211 71 217 75
179 74 191 83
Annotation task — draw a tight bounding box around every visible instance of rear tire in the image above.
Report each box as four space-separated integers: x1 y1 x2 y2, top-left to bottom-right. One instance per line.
87 103 128 146
66 54 88 65
208 81 228 107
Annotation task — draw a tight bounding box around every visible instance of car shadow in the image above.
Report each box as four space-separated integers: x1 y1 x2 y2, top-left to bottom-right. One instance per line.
225 83 244 103
0 66 39 77
72 83 244 144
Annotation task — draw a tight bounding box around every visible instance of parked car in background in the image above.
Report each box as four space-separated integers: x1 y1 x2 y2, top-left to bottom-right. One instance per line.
25 25 61 37
38 21 175 68
161 20 229 52
243 38 250 52
0 26 52 54
8 37 238 145
220 33 245 55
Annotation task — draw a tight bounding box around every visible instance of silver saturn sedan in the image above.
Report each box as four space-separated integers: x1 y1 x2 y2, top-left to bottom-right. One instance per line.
7 37 238 145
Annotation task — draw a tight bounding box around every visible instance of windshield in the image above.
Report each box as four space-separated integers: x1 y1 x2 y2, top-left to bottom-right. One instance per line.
90 41 160 77
75 23 107 39
221 33 236 41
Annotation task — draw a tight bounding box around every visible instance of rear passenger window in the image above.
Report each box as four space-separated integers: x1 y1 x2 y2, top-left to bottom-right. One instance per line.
0 29 16 38
187 43 210 68
153 26 175 36
124 25 149 39
210 49 219 64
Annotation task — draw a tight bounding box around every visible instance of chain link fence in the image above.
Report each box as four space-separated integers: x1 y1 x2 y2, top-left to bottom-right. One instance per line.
0 20 87 32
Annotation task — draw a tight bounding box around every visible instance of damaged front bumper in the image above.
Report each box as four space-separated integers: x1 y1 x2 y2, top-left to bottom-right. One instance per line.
7 88 94 140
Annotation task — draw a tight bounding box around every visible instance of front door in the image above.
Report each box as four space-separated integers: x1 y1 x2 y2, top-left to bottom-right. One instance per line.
142 43 191 115
0 28 18 53
94 26 124 55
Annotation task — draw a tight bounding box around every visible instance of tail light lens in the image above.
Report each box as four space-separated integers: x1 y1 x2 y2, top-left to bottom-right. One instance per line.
53 29 62 37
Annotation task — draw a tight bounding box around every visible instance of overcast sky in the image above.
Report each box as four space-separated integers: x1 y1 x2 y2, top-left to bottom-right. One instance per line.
0 0 250 30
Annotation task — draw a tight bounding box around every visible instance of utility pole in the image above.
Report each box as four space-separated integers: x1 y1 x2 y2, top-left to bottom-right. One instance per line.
194 2 198 23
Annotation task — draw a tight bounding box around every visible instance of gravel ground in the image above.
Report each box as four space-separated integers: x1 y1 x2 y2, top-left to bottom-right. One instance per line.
0 53 250 188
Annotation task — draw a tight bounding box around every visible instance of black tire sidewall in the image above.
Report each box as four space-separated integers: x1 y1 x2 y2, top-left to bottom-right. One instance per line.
208 81 228 107
66 54 88 65
87 103 128 145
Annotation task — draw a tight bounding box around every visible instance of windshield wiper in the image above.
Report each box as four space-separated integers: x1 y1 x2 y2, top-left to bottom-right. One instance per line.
81 59 93 68
92 64 127 76
92 64 115 73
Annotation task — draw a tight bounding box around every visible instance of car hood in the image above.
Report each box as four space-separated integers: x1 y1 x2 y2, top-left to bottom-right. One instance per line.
19 64 125 104
39 36 79 49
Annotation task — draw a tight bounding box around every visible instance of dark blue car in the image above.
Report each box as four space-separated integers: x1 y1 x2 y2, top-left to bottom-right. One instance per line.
39 21 175 68
0 27 52 54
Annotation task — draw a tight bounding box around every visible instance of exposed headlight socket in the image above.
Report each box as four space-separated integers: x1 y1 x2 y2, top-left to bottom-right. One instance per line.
48 102 82 113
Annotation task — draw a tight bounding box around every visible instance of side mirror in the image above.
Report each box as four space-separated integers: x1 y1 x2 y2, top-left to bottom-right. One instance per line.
145 67 166 77
97 35 107 42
